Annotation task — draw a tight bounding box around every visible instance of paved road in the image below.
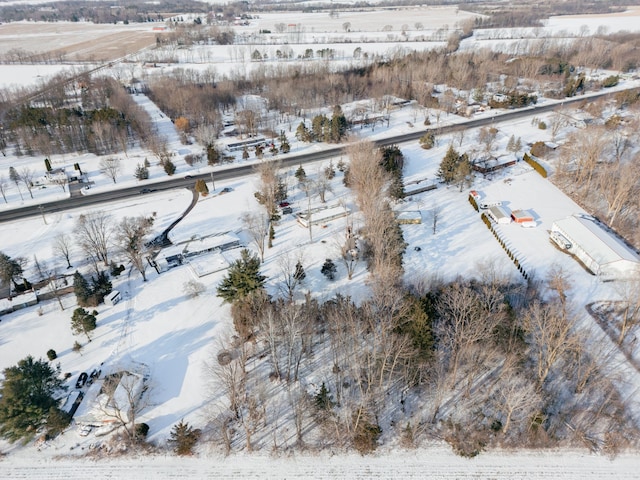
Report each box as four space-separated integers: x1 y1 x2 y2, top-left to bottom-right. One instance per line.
0 87 620 224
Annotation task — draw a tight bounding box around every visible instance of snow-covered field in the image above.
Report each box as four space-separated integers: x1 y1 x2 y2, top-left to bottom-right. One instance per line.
2 6 640 478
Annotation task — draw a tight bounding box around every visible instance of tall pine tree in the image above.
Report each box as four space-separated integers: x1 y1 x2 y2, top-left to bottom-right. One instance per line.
217 249 266 303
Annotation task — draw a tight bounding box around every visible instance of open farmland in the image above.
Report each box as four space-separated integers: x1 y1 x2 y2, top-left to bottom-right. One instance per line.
0 22 160 62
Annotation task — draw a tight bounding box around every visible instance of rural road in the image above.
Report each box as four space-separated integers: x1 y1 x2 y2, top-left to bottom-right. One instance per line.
0 86 621 224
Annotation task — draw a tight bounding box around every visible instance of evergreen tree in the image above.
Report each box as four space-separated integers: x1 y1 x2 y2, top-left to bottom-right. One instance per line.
73 271 91 306
295 122 311 142
163 158 176 176
0 356 66 442
437 144 462 185
295 165 306 182
321 258 337 280
314 382 335 411
329 105 348 143
294 261 306 282
507 134 516 152
268 224 275 248
90 271 112 304
168 419 201 455
134 163 149 180
311 114 328 142
71 307 97 341
0 251 23 293
217 249 266 303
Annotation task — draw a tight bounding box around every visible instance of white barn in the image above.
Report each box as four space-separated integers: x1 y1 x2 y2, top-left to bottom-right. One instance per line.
551 215 640 280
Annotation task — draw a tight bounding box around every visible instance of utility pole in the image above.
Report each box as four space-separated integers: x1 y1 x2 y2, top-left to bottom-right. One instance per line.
38 205 47 225
210 171 216 191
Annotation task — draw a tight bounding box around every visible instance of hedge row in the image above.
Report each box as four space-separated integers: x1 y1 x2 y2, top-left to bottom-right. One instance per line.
523 153 547 178
480 213 530 280
469 194 479 212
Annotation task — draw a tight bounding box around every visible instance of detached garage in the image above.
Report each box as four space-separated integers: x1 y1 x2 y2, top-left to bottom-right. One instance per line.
551 215 640 280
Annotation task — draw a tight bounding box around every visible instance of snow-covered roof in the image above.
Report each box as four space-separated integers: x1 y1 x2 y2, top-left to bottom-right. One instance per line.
552 215 640 268
183 233 240 256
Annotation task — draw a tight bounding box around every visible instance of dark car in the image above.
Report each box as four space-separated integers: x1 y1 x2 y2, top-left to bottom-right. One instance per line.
282 206 293 215
220 187 233 194
140 188 156 194
184 175 193 179
75 372 88 389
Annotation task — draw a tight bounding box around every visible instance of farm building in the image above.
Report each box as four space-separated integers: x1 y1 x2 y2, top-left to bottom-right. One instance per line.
551 215 640 280
511 209 535 224
397 211 422 224
488 205 511 224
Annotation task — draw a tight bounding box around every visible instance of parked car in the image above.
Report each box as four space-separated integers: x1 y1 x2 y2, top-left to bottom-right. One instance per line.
282 206 293 215
220 187 233 194
140 188 156 194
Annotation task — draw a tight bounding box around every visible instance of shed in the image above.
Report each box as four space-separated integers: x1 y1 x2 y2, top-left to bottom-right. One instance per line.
105 290 121 306
552 215 640 280
488 205 511 225
396 211 422 225
511 209 535 224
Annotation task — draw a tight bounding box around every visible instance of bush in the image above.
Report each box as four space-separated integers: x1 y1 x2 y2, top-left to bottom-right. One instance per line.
419 132 435 149
468 194 479 212
183 280 206 298
537 121 547 130
46 349 57 361
602 75 619 88
444 420 490 458
352 414 382 454
321 258 337 280
72 341 83 354
135 422 150 440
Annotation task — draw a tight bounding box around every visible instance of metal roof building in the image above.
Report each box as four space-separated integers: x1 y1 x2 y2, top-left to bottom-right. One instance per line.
551 215 640 280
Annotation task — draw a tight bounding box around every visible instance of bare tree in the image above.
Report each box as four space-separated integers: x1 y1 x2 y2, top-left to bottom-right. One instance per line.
52 233 73 269
597 159 639 228
430 203 441 235
314 170 333 203
253 159 281 219
99 157 122 183
522 299 579 386
0 174 8 203
242 212 269 263
477 126 498 155
549 110 570 141
76 210 113 267
19 167 35 199
614 276 640 346
278 252 305 301
99 369 149 445
492 362 542 436
115 215 154 281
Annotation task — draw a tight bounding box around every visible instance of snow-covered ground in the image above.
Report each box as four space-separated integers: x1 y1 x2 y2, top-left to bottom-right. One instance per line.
2 7 640 478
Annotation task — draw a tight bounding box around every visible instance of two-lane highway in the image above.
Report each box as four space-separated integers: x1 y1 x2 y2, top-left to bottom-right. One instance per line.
0 86 623 224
